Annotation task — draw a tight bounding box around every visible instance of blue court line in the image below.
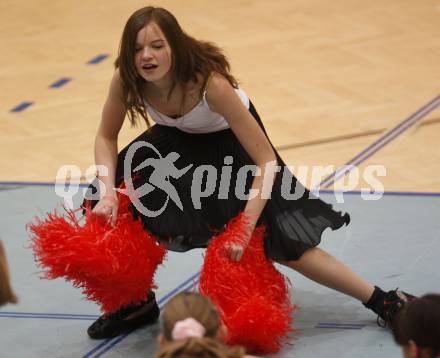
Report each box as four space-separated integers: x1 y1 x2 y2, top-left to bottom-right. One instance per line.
49 77 72 89
82 272 200 358
10 101 34 113
87 54 109 65
0 311 98 319
315 325 363 330
156 272 200 306
0 181 439 197
0 311 98 317
319 94 440 189
0 181 89 188
316 322 366 327
8 53 108 113
0 315 95 321
313 190 440 197
359 191 440 197
320 94 440 187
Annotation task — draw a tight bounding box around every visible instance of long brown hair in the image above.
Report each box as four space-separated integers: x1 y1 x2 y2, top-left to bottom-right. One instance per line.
156 292 245 358
115 6 239 127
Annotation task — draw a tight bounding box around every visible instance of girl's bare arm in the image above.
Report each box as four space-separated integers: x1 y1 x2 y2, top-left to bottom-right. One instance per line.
206 74 277 235
94 69 127 199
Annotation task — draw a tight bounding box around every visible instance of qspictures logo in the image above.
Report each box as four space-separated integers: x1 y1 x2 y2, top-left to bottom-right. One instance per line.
55 141 386 216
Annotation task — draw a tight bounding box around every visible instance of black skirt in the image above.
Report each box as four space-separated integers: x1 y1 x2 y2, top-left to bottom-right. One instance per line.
84 101 349 261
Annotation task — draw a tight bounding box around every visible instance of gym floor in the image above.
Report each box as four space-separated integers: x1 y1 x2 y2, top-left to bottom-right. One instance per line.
1 1 439 357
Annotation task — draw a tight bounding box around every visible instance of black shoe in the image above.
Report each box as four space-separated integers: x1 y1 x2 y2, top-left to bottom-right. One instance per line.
87 292 160 339
374 289 416 328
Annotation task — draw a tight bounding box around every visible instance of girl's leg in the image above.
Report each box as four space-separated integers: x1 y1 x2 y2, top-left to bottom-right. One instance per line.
277 246 416 327
277 246 374 303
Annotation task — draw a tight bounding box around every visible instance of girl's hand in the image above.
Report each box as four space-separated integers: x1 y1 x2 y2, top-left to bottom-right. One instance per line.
225 224 255 261
226 242 248 261
92 195 118 226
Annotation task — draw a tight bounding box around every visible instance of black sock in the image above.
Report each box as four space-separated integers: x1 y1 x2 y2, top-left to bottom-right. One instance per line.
363 286 386 313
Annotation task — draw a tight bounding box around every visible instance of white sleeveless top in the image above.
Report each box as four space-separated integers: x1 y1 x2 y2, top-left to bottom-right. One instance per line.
145 88 250 134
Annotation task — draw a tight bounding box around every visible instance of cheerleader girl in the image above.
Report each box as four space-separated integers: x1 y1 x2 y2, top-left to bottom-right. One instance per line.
84 6 414 339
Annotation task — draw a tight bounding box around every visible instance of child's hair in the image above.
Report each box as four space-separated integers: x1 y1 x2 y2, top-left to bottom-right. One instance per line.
156 337 243 358
392 294 440 357
115 6 239 127
0 240 18 306
156 292 245 358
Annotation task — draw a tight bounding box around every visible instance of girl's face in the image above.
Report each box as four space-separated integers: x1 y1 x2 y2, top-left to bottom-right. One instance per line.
135 22 172 84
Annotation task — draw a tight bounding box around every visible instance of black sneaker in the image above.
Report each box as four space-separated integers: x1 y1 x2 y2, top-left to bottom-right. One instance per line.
375 289 416 328
87 291 160 339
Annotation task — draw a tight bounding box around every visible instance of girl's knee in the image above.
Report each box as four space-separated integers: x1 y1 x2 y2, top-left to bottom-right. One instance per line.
275 258 300 270
275 247 330 268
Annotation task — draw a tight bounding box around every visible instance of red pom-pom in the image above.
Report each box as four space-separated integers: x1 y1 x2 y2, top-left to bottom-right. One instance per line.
200 213 295 354
28 190 167 313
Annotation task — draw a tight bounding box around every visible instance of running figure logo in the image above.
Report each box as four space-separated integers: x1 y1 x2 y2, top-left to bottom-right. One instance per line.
119 141 193 217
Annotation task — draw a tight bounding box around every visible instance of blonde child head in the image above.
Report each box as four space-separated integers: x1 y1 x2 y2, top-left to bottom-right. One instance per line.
156 292 246 358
